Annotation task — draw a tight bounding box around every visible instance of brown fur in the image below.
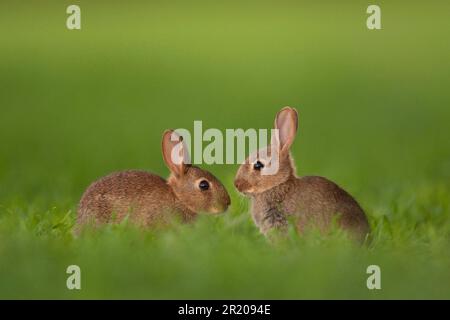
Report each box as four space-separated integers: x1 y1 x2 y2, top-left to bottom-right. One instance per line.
76 130 230 233
234 107 370 241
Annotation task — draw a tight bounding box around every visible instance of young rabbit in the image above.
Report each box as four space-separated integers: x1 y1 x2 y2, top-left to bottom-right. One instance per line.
234 107 370 241
76 130 231 231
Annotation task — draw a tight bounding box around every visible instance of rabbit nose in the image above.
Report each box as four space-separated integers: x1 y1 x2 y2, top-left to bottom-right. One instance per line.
234 179 248 191
225 195 231 207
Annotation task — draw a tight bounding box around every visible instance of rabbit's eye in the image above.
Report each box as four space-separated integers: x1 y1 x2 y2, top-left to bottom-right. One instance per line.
199 180 210 191
253 161 264 170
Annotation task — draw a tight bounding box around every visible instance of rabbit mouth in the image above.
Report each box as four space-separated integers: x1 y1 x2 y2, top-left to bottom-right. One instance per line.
234 179 254 194
209 205 228 214
237 187 256 196
207 199 230 213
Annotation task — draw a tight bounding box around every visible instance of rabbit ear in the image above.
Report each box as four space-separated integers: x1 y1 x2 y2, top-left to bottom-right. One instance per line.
274 106 298 155
162 130 189 176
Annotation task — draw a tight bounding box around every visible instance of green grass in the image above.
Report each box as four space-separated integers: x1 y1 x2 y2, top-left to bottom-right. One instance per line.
1 1 450 299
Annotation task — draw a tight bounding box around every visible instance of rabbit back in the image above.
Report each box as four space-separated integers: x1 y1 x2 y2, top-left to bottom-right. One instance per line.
252 175 370 241
288 176 369 239
77 170 192 229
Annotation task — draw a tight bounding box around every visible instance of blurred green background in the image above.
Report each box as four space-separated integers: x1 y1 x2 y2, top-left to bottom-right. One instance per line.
0 0 450 299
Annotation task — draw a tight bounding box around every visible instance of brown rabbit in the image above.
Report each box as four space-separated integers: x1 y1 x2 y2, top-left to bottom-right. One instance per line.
76 130 231 232
234 107 370 241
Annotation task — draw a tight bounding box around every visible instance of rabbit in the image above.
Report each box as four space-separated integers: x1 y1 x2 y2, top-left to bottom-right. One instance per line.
234 107 370 242
76 129 231 232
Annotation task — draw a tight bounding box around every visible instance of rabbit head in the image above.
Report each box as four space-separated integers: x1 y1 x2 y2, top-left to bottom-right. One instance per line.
234 107 298 195
162 130 231 214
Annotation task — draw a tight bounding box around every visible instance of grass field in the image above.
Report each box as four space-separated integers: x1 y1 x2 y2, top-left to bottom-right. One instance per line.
1 1 450 299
